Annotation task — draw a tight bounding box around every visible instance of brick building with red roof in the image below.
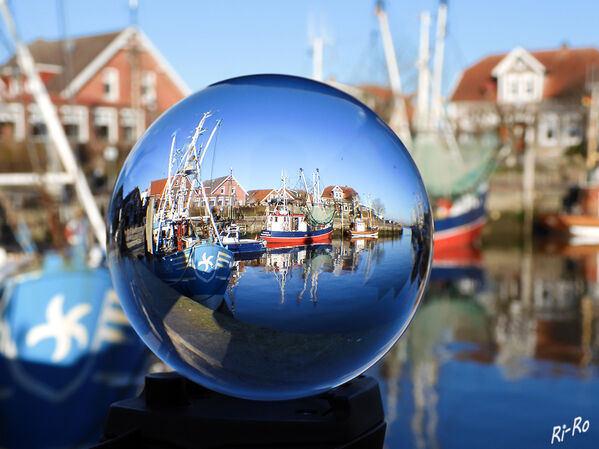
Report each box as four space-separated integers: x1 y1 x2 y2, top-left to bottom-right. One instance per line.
448 44 599 157
0 27 189 171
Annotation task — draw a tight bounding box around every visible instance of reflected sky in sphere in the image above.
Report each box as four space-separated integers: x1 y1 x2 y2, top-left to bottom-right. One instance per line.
107 74 433 400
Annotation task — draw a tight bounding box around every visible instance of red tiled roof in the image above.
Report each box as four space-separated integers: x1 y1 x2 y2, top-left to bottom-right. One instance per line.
451 46 599 102
2 30 122 94
247 189 273 203
149 178 167 197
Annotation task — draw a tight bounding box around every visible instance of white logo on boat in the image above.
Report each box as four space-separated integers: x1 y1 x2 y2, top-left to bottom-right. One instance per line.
25 294 91 363
196 252 214 271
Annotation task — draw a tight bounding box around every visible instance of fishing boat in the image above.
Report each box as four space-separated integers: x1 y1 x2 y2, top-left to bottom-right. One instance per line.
147 113 234 301
539 212 599 244
219 224 267 256
347 218 379 239
369 1 500 250
433 191 487 250
260 172 333 245
347 195 379 239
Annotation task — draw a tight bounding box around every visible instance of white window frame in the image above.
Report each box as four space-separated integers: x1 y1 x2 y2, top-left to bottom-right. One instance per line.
141 70 156 105
562 113 582 146
94 106 118 143
538 113 559 147
61 105 89 143
102 67 119 102
0 102 24 140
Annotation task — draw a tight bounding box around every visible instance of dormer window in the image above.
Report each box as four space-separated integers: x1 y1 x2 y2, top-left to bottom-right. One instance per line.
492 48 545 104
102 68 119 102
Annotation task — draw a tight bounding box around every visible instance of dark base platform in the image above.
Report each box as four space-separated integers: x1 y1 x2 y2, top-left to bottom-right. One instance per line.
92 372 386 449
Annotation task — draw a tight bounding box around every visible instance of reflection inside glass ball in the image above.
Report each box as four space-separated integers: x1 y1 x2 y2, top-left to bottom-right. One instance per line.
107 74 432 400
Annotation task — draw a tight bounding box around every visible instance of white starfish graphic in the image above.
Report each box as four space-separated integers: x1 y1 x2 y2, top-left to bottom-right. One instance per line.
196 252 214 271
25 294 91 362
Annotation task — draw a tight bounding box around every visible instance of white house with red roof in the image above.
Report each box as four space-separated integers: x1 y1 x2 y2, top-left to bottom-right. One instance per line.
448 44 599 156
321 185 359 213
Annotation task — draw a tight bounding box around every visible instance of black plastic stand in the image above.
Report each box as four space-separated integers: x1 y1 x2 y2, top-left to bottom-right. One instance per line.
92 372 386 449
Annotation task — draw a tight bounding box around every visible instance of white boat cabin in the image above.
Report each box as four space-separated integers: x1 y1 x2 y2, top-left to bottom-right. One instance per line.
266 207 308 233
352 218 367 232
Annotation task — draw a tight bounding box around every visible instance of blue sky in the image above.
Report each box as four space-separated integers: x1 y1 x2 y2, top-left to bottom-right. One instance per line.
118 75 428 223
2 0 599 97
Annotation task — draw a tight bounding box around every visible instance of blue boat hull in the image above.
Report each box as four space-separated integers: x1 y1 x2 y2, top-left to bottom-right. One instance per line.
152 243 234 301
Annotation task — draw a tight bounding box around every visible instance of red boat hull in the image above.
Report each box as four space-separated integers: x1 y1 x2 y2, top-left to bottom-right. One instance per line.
262 229 333 245
433 216 486 252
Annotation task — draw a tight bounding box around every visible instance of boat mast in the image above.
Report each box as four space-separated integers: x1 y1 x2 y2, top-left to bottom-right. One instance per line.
314 168 321 204
416 11 431 132
299 168 312 207
155 134 177 252
429 0 462 162
375 0 412 148
430 0 447 130
0 0 107 249
312 36 324 82
190 116 224 245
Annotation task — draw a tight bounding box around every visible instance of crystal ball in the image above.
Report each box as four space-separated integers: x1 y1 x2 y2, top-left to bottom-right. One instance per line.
107 74 432 400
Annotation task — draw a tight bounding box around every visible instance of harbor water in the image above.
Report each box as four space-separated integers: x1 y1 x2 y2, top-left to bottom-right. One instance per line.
1 235 598 447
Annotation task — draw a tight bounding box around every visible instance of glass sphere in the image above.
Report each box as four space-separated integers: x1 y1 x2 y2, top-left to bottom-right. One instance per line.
107 74 432 400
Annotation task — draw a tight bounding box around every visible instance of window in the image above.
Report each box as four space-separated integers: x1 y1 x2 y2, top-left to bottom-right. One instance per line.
64 124 79 140
102 68 119 102
141 71 156 106
221 188 225 194
232 187 236 194
539 113 559 147
562 113 582 146
120 108 140 142
122 125 134 142
31 123 46 136
510 78 518 96
61 105 88 143
94 107 117 143
0 121 14 140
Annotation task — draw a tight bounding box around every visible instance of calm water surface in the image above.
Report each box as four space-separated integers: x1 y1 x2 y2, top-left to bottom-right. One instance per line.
1 238 598 447
368 241 599 449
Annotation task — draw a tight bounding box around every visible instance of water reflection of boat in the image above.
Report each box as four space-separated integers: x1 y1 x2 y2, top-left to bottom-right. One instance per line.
146 113 234 301
263 244 307 303
260 175 333 245
297 245 334 303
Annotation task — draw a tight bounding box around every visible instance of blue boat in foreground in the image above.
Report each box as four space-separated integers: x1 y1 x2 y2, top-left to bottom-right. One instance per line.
146 113 235 301
152 243 233 301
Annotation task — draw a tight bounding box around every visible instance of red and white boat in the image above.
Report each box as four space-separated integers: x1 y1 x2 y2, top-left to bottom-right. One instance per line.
260 207 333 245
433 192 487 251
